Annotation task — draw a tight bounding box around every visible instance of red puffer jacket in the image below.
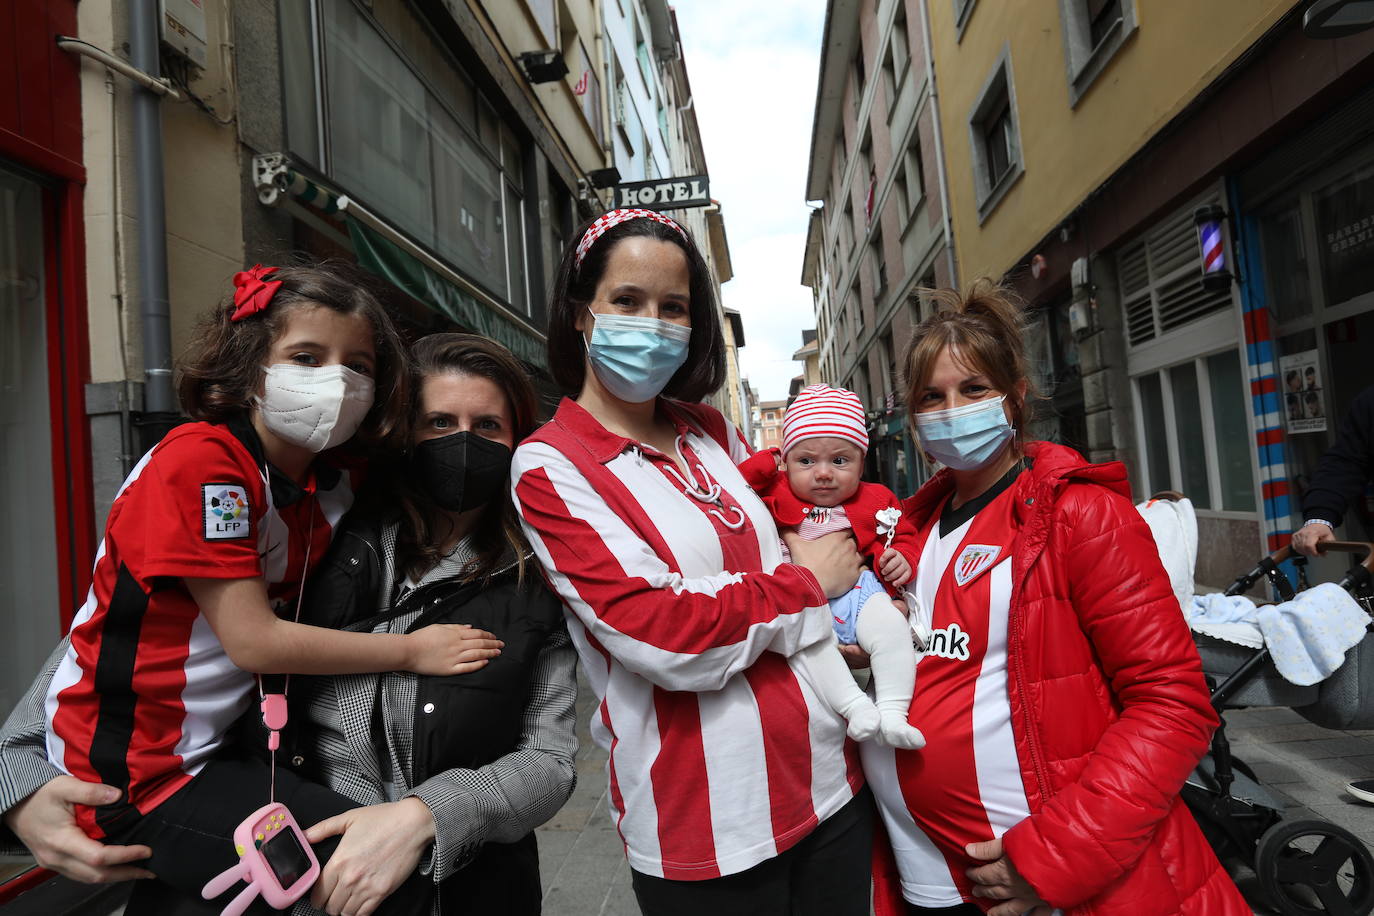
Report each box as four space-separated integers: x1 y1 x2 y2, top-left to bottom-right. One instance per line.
873 441 1249 915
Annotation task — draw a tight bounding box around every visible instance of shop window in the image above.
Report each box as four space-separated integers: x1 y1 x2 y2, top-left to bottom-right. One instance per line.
1117 193 1231 346
284 1 533 315
0 169 62 717
967 46 1023 223
1131 349 1256 512
1313 161 1374 308
1259 198 1313 325
1057 0 1136 106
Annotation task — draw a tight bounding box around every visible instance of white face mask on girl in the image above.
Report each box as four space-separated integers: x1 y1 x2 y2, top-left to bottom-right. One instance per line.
256 363 375 453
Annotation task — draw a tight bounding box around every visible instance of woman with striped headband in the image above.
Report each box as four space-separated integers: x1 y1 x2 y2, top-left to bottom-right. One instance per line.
512 209 875 914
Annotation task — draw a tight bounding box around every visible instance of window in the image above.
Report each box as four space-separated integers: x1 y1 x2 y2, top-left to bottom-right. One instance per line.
882 5 910 118
634 13 653 88
967 46 1023 222
1116 193 1231 346
852 45 867 115
1058 0 1136 106
953 0 978 39
529 0 557 47
1131 349 1256 512
870 229 887 300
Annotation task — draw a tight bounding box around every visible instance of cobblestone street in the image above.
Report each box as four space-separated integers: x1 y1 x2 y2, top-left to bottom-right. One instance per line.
538 676 1374 916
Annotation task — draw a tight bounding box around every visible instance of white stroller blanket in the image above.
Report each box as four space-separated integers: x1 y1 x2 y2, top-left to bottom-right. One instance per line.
1188 583 1369 686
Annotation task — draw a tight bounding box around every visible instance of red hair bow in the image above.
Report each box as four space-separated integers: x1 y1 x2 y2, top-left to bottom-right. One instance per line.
229 264 283 322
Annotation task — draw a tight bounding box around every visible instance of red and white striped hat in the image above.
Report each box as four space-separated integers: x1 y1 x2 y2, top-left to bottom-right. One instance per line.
782 384 869 456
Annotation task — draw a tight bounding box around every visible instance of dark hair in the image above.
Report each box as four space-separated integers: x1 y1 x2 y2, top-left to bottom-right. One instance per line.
545 214 725 401
177 260 409 449
395 333 539 583
901 279 1035 448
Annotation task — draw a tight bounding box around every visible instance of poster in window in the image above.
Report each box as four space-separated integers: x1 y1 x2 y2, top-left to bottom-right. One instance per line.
1279 350 1326 434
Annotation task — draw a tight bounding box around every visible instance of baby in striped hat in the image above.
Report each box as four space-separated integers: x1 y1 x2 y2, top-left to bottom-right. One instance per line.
739 384 925 749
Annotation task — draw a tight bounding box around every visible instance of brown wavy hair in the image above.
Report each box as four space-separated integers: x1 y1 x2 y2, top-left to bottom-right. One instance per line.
176 260 409 450
394 333 539 583
901 279 1035 447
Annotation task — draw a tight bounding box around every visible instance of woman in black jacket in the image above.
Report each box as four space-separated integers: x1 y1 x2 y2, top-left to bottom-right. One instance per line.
287 332 576 916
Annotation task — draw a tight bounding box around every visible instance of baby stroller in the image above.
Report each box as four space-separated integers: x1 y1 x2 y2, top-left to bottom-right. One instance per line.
1147 495 1374 916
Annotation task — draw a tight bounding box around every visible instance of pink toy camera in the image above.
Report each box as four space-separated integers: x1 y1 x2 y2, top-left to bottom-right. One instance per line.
202 802 319 915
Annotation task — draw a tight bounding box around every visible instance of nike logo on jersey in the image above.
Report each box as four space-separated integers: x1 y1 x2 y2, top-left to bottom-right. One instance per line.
954 544 1000 586
924 623 971 660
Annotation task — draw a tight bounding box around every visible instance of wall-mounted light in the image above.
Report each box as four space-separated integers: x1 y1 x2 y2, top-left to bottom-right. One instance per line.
1304 0 1374 38
1193 205 1234 291
587 167 621 189
518 50 568 84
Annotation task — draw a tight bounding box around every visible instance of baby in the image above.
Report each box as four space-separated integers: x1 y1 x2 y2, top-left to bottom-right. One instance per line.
740 384 924 749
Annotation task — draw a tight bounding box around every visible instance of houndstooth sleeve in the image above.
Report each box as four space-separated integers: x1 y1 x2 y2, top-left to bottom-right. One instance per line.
0 640 68 853
405 623 578 882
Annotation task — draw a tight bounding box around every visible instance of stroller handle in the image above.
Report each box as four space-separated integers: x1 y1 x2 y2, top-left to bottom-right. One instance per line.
1315 540 1374 573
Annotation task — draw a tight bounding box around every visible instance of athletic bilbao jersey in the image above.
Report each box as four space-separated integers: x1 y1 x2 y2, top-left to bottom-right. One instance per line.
862 480 1034 908
45 420 355 837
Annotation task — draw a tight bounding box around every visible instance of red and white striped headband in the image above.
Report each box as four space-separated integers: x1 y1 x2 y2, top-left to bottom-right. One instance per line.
574 208 687 268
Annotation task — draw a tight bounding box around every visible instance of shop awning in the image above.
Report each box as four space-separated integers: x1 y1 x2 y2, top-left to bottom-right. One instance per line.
253 155 547 369
344 215 547 369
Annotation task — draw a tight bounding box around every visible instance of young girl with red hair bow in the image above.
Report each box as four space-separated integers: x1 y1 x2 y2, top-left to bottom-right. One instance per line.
40 263 501 898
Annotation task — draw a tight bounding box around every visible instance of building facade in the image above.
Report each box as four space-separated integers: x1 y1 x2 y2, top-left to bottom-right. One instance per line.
924 0 1374 586
2 0 732 897
803 0 954 499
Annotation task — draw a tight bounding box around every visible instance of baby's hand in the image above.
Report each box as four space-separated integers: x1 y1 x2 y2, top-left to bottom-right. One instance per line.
879 548 913 587
406 624 503 676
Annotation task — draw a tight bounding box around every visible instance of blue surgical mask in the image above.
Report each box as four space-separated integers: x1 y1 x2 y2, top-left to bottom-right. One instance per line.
914 395 1015 470
586 310 691 403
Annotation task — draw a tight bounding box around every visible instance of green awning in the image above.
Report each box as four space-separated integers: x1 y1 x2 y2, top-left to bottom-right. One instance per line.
345 215 547 369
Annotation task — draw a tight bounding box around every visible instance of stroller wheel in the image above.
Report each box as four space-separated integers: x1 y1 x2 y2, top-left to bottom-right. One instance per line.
1255 818 1374 916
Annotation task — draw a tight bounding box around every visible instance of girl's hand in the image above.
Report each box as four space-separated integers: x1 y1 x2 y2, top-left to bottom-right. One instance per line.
966 838 1049 915
784 531 863 598
405 624 503 676
878 548 913 587
307 798 435 916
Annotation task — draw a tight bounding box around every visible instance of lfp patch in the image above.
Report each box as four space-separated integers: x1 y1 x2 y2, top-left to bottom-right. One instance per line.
953 544 1000 586
203 484 251 540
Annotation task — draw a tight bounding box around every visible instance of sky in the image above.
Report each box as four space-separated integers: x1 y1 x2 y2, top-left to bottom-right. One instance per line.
671 1 828 403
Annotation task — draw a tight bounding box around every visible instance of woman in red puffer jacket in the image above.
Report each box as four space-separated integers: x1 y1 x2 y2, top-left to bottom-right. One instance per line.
863 280 1249 916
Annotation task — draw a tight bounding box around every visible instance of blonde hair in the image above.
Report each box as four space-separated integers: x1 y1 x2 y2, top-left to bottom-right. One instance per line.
902 278 1033 439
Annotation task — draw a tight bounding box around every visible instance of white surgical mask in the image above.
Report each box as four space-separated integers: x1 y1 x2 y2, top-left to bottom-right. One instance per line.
257 363 375 453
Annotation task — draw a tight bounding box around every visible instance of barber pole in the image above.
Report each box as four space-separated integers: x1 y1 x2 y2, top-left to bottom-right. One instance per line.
1193 205 1233 291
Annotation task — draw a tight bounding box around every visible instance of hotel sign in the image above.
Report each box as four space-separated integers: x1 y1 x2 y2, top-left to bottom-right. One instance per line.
613 175 711 210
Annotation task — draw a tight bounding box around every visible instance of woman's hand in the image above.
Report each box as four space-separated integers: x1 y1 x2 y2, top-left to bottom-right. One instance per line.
784 531 863 598
406 624 503 676
966 838 1049 916
878 548 913 587
306 798 436 916
2 777 154 883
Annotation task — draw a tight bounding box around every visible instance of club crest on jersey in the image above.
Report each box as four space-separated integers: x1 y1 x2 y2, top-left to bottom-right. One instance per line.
953 544 1000 586
203 484 251 540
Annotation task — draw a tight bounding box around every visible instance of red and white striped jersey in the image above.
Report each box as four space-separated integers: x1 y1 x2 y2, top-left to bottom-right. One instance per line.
512 398 862 880
45 420 356 838
862 484 1033 908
